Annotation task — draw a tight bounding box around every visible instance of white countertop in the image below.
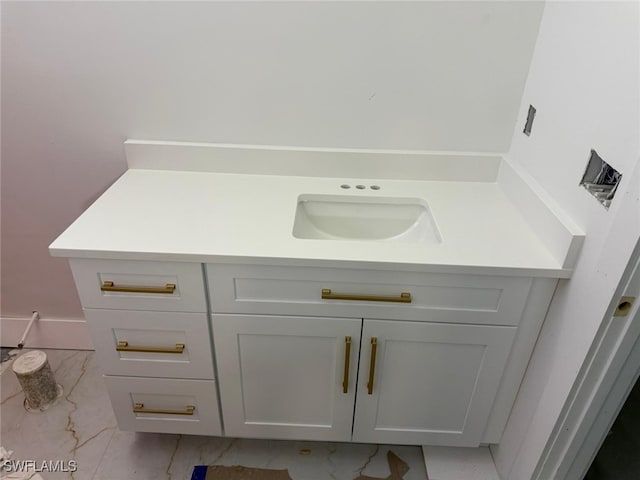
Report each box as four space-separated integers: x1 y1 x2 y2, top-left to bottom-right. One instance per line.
49 166 578 278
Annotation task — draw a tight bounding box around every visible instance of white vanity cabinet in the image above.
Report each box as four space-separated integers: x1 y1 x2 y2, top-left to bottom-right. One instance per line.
63 255 547 446
69 258 222 436
206 263 535 447
49 142 583 448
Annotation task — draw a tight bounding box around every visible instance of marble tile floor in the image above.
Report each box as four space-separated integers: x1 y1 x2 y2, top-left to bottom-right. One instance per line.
0 349 428 480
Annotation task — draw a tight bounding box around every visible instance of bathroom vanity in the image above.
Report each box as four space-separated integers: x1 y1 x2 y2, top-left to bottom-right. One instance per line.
49 140 583 448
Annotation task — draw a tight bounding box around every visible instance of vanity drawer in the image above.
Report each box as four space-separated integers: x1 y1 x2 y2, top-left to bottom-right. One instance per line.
84 309 214 379
206 264 532 326
70 259 206 312
104 376 221 435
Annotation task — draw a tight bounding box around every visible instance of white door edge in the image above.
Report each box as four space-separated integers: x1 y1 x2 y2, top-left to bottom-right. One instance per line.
533 238 640 480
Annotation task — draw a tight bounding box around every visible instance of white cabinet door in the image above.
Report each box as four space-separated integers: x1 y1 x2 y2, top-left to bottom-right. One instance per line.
353 319 516 447
213 314 361 441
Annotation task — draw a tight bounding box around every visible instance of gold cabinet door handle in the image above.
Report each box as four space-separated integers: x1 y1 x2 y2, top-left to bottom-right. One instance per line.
101 281 176 295
367 337 378 395
133 403 195 415
343 336 352 394
116 341 185 354
322 289 411 303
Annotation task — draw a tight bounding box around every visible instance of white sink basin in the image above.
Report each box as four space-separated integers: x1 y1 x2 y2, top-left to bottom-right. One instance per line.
292 194 441 243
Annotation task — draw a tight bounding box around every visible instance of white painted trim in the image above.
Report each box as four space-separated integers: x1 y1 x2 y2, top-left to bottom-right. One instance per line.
422 446 500 480
124 139 502 182
532 239 640 480
0 316 93 350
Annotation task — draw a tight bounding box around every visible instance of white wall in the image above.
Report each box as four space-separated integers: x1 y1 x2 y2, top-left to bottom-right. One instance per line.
493 2 640 479
1 1 543 326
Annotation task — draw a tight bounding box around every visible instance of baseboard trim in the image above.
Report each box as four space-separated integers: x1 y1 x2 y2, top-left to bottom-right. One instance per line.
0 316 93 350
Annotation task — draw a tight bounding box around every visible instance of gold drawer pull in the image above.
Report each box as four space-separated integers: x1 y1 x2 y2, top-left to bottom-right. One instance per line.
101 281 176 295
322 289 411 303
116 341 185 354
367 337 378 395
133 403 195 415
343 336 352 394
